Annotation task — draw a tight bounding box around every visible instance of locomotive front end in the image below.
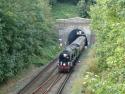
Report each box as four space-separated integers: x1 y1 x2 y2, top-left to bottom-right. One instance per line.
58 52 72 72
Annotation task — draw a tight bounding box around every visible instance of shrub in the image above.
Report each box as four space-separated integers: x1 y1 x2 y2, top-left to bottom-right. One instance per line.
81 0 125 93
77 0 96 18
58 0 80 5
49 0 57 5
0 0 59 83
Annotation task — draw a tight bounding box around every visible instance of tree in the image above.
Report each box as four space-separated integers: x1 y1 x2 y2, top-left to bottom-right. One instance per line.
82 0 125 93
58 0 80 4
0 0 59 83
78 0 96 18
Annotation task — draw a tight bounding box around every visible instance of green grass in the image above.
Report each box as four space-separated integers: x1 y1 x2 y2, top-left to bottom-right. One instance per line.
52 2 79 19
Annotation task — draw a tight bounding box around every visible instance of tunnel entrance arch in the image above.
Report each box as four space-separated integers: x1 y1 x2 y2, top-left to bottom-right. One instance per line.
56 17 91 48
67 29 88 46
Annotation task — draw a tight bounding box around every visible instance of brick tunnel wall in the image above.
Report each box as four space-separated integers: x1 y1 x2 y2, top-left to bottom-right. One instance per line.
55 17 94 47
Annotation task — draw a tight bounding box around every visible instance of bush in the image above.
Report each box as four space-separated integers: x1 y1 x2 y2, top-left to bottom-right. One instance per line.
0 0 59 83
77 0 96 18
49 0 57 5
81 0 125 93
58 0 80 5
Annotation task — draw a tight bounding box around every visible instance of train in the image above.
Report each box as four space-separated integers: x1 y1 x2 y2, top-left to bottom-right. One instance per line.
58 35 87 72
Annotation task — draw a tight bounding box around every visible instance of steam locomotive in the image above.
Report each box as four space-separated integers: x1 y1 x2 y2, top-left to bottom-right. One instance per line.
58 35 87 72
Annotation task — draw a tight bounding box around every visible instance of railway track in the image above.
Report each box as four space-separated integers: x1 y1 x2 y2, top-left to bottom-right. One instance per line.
32 71 72 94
18 57 72 94
32 73 63 94
56 72 72 94
18 58 58 94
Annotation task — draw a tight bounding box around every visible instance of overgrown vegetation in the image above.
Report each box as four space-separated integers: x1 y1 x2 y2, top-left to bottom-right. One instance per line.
49 0 57 6
50 0 80 6
52 0 96 19
77 0 96 18
0 0 60 83
52 2 79 19
81 0 125 93
57 0 80 5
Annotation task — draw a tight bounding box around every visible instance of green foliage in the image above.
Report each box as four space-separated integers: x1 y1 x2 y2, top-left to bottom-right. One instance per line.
49 0 80 5
77 0 96 18
90 0 125 71
0 0 59 83
49 0 57 6
81 0 125 93
57 0 80 5
82 70 125 94
52 2 79 19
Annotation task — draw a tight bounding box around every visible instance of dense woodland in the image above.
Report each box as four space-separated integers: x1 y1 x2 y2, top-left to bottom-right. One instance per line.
0 0 59 83
82 0 125 93
0 0 125 93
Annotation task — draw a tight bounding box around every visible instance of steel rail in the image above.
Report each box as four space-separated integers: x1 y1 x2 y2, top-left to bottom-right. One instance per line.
56 72 72 94
33 73 63 94
18 58 58 94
